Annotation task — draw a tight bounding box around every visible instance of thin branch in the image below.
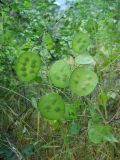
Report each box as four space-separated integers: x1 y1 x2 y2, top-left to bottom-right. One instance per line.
0 85 31 103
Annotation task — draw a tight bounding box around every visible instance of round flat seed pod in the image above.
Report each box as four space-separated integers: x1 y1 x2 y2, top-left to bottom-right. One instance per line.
15 52 41 81
49 60 71 88
43 33 54 49
72 32 90 54
75 54 95 65
38 93 65 120
70 67 98 96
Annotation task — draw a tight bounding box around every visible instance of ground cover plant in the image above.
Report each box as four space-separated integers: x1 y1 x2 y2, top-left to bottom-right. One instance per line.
0 0 120 159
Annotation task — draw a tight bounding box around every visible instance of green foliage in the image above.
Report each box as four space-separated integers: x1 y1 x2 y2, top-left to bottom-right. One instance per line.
0 0 120 159
0 145 17 160
98 90 109 107
65 103 77 120
88 120 118 144
85 19 98 34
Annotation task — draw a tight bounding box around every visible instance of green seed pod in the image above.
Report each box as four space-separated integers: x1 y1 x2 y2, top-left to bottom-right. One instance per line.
38 93 65 120
49 60 71 88
15 51 41 81
72 32 90 54
70 66 98 96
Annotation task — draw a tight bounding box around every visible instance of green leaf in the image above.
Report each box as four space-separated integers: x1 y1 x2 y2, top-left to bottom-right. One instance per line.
88 106 100 122
65 103 77 120
98 90 109 106
43 33 54 49
69 121 80 135
23 0 32 8
88 120 118 144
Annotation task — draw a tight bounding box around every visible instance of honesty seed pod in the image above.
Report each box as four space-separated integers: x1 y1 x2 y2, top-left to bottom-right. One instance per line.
70 66 98 96
38 93 65 120
49 60 71 88
15 52 41 81
72 32 90 54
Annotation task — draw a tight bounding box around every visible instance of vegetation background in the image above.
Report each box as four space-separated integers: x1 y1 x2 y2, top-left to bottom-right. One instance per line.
0 0 120 159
